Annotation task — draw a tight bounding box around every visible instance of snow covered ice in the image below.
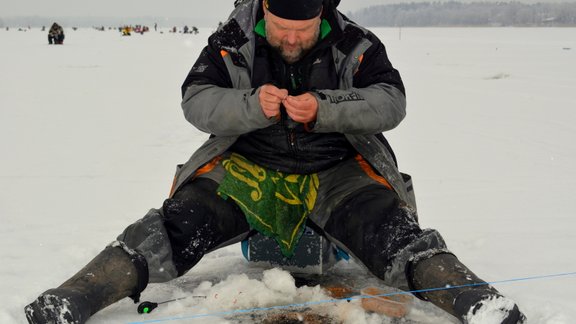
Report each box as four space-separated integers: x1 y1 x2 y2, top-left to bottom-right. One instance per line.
1 27 576 323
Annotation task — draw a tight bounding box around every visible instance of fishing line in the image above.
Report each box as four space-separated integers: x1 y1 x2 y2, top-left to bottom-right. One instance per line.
127 271 576 324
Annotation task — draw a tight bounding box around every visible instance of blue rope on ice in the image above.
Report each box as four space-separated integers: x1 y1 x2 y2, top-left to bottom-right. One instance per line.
126 271 576 324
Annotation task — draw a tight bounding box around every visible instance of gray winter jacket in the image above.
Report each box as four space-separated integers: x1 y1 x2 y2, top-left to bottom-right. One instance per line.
174 0 415 207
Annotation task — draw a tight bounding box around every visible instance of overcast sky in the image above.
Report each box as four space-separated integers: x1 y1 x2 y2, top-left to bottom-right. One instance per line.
2 0 563 26
2 0 387 24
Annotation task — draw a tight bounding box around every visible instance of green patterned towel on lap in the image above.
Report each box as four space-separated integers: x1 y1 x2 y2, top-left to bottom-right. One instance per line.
217 153 319 257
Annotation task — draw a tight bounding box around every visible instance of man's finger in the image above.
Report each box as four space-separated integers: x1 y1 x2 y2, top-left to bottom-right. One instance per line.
262 84 288 100
284 95 312 109
262 95 284 104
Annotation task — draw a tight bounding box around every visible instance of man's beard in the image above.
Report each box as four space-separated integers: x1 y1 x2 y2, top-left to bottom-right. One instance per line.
273 44 311 64
270 29 320 64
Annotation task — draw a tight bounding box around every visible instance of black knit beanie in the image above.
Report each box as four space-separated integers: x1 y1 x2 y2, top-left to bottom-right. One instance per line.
264 0 324 20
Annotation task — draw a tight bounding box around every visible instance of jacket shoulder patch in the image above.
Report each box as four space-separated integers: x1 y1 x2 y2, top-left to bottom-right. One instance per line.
211 19 250 68
335 24 365 55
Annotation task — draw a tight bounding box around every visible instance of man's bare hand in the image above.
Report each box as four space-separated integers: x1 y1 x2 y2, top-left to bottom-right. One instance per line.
283 93 318 124
259 84 288 119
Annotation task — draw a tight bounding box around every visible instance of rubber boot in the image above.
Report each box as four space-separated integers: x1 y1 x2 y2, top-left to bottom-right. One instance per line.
409 253 526 324
24 245 148 324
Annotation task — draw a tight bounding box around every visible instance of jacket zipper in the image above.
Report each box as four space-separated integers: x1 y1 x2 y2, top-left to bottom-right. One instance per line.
286 65 300 171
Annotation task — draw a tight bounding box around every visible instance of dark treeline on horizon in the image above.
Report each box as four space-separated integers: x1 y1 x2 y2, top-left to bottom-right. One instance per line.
349 1 576 27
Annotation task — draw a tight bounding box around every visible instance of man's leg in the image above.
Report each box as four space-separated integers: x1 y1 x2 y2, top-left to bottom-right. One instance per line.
25 178 250 324
321 185 438 287
321 185 525 323
160 177 250 276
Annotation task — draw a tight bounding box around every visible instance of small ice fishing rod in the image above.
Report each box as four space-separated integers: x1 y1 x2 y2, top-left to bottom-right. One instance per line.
137 295 207 314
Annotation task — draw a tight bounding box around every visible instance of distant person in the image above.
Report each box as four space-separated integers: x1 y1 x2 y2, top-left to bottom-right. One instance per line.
25 1 526 324
122 26 132 36
47 23 64 45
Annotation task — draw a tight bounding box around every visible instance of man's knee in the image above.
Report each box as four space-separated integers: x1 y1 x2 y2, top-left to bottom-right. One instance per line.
337 185 399 217
163 178 249 275
163 178 245 244
324 185 417 252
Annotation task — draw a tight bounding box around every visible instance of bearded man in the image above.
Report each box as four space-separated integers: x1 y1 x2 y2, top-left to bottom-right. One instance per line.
25 1 525 323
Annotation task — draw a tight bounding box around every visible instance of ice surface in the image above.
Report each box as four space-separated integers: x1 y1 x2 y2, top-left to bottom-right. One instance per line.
1 27 575 323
